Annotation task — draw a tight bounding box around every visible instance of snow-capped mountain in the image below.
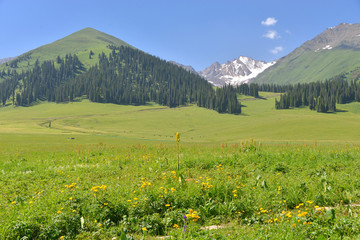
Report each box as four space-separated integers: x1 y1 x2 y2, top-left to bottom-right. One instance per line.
199 56 275 86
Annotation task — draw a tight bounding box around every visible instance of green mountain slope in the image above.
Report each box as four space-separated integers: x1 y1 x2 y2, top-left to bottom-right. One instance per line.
254 23 360 84
0 27 133 72
0 29 241 114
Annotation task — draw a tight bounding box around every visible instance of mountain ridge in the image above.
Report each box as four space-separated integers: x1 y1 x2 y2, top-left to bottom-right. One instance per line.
254 23 360 84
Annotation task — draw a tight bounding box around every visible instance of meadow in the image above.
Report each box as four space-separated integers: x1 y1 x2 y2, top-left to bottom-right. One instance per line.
2 92 360 239
0 92 360 143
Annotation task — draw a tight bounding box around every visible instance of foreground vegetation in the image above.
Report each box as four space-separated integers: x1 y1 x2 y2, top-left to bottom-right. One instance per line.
2 137 360 239
1 91 360 239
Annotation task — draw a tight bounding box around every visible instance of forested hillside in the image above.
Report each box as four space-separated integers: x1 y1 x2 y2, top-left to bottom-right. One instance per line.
0 46 242 114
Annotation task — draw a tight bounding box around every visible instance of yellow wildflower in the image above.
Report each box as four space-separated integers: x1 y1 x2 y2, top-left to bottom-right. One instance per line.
176 132 180 143
297 211 308 217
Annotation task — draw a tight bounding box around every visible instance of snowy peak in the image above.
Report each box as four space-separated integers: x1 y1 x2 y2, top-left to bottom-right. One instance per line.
199 56 275 86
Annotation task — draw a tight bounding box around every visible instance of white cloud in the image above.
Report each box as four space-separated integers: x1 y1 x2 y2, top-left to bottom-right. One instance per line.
270 46 283 54
261 17 278 26
263 30 280 39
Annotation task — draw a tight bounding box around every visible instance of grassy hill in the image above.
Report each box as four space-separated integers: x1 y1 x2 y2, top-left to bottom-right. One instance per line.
0 27 133 72
255 23 360 84
1 91 359 145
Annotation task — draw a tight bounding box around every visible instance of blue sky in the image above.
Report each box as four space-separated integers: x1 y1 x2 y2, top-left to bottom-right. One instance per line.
1 0 360 70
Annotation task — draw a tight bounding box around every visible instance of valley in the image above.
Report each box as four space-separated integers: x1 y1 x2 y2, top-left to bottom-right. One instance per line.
1 21 360 239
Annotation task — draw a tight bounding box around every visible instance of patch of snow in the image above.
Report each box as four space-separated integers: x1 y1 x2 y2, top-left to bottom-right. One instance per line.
322 45 333 50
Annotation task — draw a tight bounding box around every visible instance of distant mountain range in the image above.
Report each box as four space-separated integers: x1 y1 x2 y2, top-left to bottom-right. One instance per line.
254 23 360 84
0 57 16 65
169 56 275 86
168 61 198 75
171 23 360 86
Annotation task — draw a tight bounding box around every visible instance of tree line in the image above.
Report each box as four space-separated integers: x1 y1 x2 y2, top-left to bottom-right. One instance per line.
274 75 360 112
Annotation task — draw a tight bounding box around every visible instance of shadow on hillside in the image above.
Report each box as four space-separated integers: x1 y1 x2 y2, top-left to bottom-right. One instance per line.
321 109 348 114
335 109 348 113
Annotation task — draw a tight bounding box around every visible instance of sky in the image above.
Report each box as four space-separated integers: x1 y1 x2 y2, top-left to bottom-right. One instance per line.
1 0 360 71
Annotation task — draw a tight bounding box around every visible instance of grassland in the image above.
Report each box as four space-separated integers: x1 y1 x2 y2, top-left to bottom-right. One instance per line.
0 92 359 144
2 93 360 239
